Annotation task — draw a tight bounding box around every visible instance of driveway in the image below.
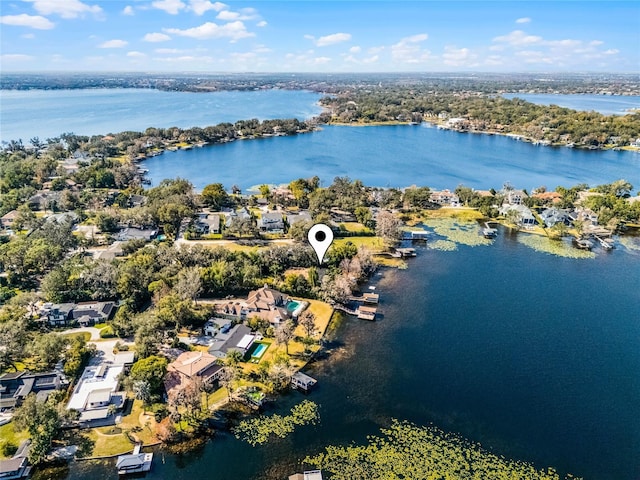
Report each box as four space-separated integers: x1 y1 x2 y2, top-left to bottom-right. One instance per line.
63 326 102 341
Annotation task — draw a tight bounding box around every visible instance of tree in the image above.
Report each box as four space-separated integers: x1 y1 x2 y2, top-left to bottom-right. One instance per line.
174 267 202 304
130 355 168 395
225 350 244 369
275 320 296 355
13 395 63 464
30 333 68 371
299 311 316 338
375 210 403 246
201 183 229 210
133 380 152 412
354 206 373 228
0 319 29 372
218 366 236 401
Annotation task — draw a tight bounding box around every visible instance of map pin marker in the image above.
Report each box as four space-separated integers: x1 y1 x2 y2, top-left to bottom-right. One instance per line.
308 223 334 265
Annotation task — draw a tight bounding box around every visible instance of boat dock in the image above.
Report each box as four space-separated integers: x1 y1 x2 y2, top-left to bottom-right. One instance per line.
482 222 498 238
289 470 323 480
357 306 377 320
116 444 153 475
291 372 317 392
402 229 429 241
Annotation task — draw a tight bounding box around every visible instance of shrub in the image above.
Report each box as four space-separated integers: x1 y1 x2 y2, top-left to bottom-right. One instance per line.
99 325 115 338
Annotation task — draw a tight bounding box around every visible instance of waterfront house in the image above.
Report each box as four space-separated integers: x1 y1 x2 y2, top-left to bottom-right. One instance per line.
499 204 537 228
504 189 528 206
245 286 292 325
532 191 562 205
539 207 571 228
208 324 256 359
258 212 285 233
429 190 461 207
164 351 223 399
67 357 128 425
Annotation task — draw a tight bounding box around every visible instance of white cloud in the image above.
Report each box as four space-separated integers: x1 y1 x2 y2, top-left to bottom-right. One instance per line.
368 46 384 54
216 8 259 21
363 55 379 64
189 0 227 15
314 56 331 64
21 33 36 39
99 39 128 48
391 33 431 63
24 0 102 19
1 54 34 62
257 20 267 27
122 6 135 16
603 49 619 55
144 32 172 42
165 21 254 41
155 48 183 54
442 46 478 67
0 14 54 30
590 40 604 46
217 10 239 20
493 30 542 46
516 17 531 24
126 51 146 57
152 0 186 15
154 55 215 63
306 32 351 47
349 46 361 54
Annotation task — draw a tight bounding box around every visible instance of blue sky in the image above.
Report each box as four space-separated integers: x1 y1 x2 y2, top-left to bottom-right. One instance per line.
1 1 638 72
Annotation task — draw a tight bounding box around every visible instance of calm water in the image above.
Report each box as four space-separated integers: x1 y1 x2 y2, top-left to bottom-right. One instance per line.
145 124 640 191
0 89 322 143
57 233 640 480
502 93 640 115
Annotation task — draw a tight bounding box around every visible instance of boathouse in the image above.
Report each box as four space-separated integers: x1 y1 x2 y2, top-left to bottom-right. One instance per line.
291 372 317 392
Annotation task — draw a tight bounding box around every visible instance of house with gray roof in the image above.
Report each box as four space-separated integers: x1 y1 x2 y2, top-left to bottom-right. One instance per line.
258 212 285 233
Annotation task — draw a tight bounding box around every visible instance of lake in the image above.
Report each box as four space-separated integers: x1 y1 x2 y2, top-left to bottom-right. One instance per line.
55 230 640 480
502 93 640 115
5 87 638 480
144 124 640 192
0 88 322 143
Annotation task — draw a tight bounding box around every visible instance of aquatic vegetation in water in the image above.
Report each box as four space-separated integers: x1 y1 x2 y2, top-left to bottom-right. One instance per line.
234 400 319 446
425 218 492 247
517 235 595 259
305 420 581 480
618 236 640 252
427 239 458 251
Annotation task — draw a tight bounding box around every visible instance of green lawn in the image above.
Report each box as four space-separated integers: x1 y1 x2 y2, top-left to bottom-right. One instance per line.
334 236 384 250
0 423 29 460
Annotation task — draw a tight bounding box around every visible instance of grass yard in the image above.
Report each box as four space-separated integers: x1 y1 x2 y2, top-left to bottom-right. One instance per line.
421 207 484 221
85 399 158 457
333 236 384 250
0 423 30 460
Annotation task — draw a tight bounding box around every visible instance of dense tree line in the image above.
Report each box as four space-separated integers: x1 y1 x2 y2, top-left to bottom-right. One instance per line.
321 90 640 147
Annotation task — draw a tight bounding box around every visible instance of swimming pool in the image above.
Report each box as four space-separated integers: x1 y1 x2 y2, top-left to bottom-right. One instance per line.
286 300 308 317
251 343 269 359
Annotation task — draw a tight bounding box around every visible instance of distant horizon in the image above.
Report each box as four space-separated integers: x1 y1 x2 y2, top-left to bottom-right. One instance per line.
2 71 639 77
1 1 638 73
